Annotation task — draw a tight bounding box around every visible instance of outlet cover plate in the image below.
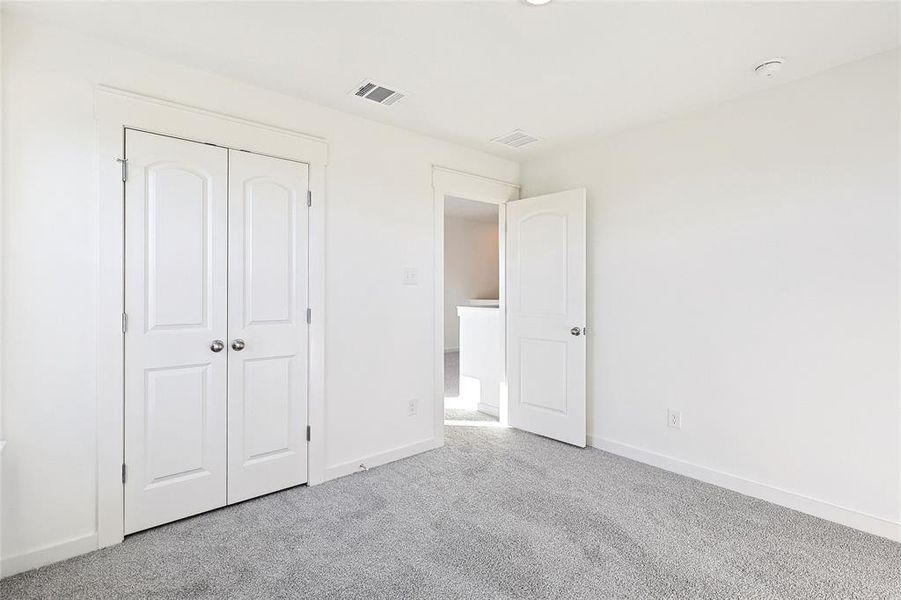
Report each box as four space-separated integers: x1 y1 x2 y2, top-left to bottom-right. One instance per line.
667 409 682 429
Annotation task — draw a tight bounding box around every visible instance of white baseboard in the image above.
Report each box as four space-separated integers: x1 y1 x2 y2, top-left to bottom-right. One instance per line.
1 532 98 578
476 403 500 417
322 437 442 482
589 435 901 543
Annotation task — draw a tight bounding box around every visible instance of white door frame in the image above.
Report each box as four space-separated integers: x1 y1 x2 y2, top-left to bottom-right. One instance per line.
432 167 519 445
96 86 328 549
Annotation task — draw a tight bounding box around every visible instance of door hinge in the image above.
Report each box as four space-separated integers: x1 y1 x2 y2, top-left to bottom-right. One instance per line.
116 158 128 182
307 190 312 207
306 425 311 442
121 463 127 484
122 313 128 334
306 308 311 324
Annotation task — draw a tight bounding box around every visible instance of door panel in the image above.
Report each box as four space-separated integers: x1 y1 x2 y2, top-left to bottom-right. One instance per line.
146 167 209 330
519 212 568 315
519 339 568 414
227 150 309 504
244 179 295 324
144 365 209 483
243 356 293 461
125 130 228 534
506 189 587 447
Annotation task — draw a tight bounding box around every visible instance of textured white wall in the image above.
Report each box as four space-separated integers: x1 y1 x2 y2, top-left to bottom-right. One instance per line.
521 51 900 532
0 15 517 567
0 8 5 579
444 215 499 351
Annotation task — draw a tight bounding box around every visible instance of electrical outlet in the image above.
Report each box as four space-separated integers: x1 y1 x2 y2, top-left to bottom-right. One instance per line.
667 409 682 429
403 267 419 286
408 398 418 416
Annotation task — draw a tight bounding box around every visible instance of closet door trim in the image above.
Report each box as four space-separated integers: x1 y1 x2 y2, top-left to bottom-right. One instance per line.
96 86 327 550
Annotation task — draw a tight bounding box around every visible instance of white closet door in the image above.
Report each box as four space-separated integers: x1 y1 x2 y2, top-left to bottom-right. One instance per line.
506 189 587 447
227 150 309 504
124 130 228 534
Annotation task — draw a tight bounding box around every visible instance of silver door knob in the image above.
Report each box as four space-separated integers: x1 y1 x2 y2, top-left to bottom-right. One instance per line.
231 339 246 351
210 340 225 352
570 327 582 336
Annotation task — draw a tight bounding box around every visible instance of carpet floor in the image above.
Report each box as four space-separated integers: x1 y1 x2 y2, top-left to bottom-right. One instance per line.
444 408 497 422
445 350 460 398
3 424 899 599
444 350 498 423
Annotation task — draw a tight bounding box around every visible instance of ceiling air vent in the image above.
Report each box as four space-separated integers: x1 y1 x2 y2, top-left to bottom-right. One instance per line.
491 129 540 149
351 79 406 106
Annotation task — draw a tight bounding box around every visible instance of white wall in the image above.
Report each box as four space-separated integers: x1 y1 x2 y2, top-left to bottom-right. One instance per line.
521 51 901 537
444 215 499 351
0 15 517 570
0 8 5 579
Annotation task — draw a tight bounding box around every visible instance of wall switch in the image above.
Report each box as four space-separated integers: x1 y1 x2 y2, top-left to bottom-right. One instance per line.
403 267 419 286
667 409 682 429
408 398 418 416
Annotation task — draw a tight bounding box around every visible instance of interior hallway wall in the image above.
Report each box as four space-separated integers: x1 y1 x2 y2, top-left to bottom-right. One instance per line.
520 50 901 538
444 215 499 351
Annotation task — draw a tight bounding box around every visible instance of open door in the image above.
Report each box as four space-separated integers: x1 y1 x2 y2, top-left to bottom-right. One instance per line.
506 189 586 447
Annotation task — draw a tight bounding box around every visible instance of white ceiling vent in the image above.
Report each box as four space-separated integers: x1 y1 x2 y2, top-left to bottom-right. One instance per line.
350 79 406 106
491 129 540 149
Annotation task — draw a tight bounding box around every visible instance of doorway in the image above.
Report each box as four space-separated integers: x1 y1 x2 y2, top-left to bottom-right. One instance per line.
431 167 587 450
443 196 503 426
123 128 310 533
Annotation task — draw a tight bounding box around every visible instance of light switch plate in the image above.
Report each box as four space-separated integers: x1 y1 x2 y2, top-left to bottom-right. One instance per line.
403 267 419 286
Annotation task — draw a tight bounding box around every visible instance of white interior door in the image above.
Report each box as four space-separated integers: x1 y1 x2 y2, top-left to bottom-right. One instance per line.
227 150 309 504
506 189 587 447
124 130 229 534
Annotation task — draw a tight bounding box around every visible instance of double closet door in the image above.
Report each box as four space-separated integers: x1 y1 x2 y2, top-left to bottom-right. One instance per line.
123 129 309 534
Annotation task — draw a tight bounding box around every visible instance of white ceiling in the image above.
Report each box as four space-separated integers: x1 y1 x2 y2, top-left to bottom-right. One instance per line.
5 1 899 158
445 196 500 223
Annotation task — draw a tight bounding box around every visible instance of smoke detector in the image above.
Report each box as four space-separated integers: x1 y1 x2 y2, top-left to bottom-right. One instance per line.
491 129 541 149
350 79 406 106
754 58 785 78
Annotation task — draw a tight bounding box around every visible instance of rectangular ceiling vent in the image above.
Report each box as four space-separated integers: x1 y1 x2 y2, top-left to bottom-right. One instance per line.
491 129 540 149
351 79 406 106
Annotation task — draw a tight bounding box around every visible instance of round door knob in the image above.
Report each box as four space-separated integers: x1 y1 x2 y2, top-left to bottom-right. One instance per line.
570 327 582 337
231 339 246 351
210 340 225 352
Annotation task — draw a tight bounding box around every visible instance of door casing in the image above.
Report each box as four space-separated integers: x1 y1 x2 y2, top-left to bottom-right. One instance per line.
431 167 520 445
96 86 327 549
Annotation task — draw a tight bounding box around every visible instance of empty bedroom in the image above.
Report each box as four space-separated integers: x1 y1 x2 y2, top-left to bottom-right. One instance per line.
0 1 899 598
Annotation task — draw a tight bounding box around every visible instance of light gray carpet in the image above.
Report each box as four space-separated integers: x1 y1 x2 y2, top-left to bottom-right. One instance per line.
3 425 900 599
444 350 498 423
445 350 460 397
444 408 497 422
